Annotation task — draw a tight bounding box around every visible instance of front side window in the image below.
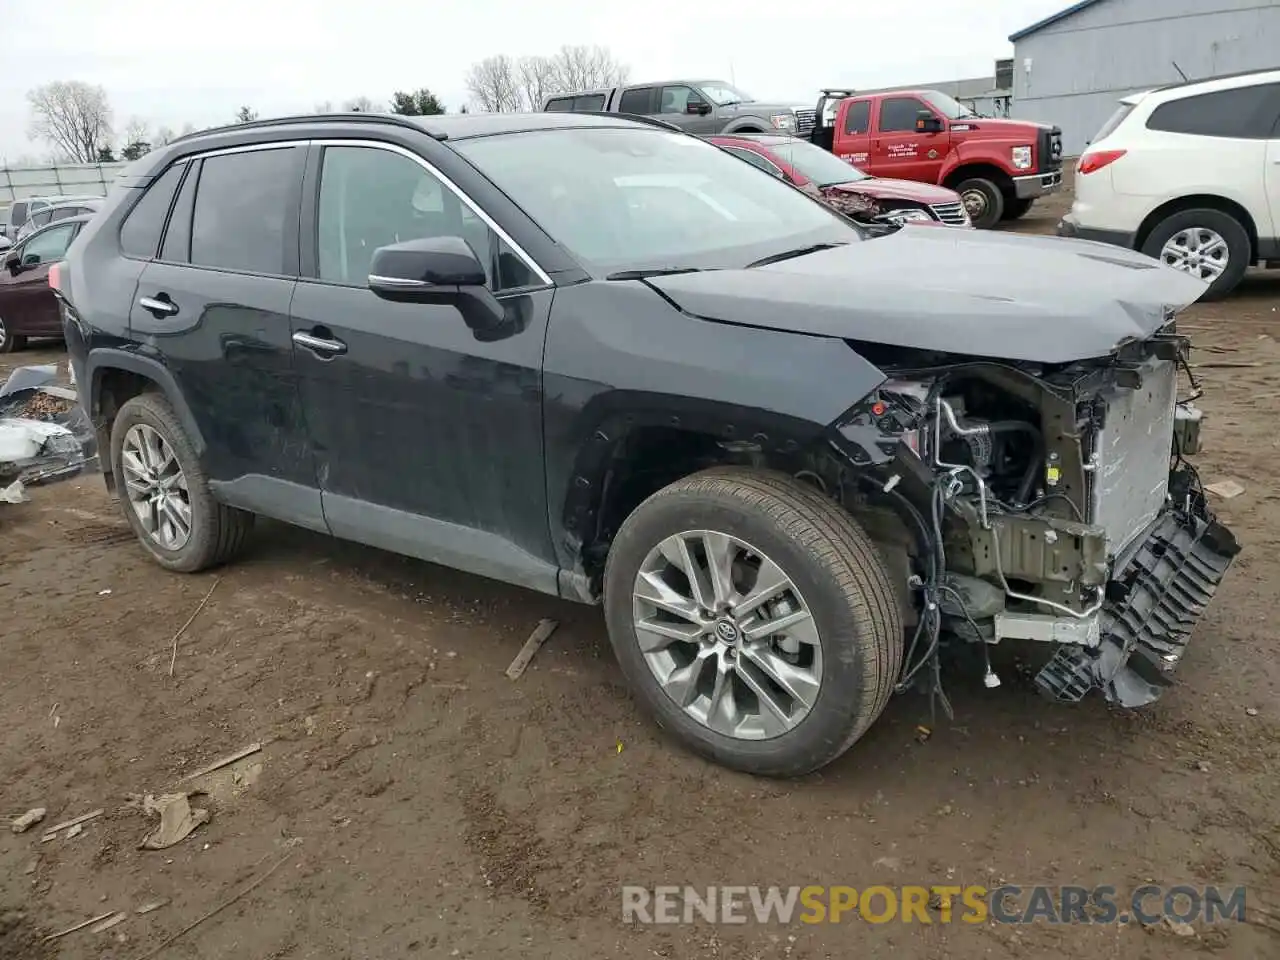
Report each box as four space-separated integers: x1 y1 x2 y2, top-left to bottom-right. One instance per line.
190 148 295 274
660 86 704 115
454 127 858 274
119 162 186 259
723 146 786 178
879 97 927 133
843 101 871 135
316 145 534 291
21 223 77 264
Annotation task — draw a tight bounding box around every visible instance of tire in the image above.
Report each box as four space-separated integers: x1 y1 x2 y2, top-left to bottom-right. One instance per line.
954 177 1005 229
1002 197 1034 221
0 315 26 354
603 467 903 778
1140 208 1250 302
110 392 253 573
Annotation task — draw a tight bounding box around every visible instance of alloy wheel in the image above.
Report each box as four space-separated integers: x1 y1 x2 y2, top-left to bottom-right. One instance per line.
1159 227 1228 283
631 530 822 740
121 423 192 550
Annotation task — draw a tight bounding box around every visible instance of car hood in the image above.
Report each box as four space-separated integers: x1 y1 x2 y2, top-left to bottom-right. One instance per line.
729 101 799 115
645 228 1208 364
823 178 959 205
954 116 1054 133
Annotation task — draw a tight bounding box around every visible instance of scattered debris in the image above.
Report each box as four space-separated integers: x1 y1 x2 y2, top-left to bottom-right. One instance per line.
169 576 223 676
505 619 558 680
136 793 210 850
98 589 113 596
915 725 932 743
65 823 84 840
0 365 96 488
1246 707 1259 717
43 910 116 942
23 859 38 875
872 856 902 871
135 900 168 915
1205 479 1245 500
132 849 295 960
90 912 128 935
615 739 624 754
1159 916 1197 937
0 479 26 503
179 742 262 783
40 808 104 842
10 807 46 834
1197 760 1211 773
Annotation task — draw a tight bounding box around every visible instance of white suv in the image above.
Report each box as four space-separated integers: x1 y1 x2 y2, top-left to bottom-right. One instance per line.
1058 68 1280 300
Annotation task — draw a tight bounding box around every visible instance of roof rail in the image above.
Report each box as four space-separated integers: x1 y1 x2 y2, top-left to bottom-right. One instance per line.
568 111 685 133
168 111 449 144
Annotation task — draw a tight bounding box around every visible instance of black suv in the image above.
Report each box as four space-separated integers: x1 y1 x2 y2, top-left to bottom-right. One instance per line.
60 112 1237 777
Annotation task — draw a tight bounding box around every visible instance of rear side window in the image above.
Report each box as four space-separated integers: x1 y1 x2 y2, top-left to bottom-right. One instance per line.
1146 83 1280 139
160 161 199 262
190 148 295 274
618 87 656 114
545 94 607 113
1090 102 1136 145
843 101 871 135
119 163 185 259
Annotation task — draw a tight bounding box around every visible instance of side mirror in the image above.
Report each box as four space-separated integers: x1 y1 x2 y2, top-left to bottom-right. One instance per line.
915 110 944 134
368 236 505 334
687 100 711 115
3 250 21 272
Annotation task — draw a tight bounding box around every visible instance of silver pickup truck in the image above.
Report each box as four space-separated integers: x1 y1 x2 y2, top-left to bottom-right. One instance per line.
543 79 815 137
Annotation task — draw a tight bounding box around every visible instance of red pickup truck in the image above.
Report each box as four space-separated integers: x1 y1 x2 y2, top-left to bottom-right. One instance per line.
810 89 1063 229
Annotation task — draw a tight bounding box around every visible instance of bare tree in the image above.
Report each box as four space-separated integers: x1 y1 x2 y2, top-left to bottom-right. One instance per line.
549 45 629 92
26 81 114 163
235 106 258 124
516 55 559 111
465 55 524 112
152 125 176 147
344 95 380 113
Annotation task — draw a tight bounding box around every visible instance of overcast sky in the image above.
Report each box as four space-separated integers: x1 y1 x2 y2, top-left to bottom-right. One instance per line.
1 0 1070 162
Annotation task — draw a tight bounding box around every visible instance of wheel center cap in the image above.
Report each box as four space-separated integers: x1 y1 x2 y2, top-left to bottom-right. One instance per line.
714 618 740 645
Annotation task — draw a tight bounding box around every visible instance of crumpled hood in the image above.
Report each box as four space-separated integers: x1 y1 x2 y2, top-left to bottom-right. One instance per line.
824 177 960 205
646 227 1209 364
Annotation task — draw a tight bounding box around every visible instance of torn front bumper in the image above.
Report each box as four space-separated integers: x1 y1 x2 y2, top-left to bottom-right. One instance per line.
1033 487 1239 708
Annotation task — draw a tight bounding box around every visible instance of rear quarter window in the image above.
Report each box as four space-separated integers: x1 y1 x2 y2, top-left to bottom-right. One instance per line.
119 163 187 259
1146 83 1280 139
1090 102 1136 145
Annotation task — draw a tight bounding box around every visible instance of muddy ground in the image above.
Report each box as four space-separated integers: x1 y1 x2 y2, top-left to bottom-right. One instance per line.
2 183 1279 959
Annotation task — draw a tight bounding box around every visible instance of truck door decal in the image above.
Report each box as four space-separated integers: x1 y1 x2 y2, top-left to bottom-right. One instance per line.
886 142 919 158
840 152 870 165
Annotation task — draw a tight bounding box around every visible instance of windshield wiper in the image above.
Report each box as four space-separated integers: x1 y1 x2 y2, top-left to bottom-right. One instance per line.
605 267 711 281
745 242 847 269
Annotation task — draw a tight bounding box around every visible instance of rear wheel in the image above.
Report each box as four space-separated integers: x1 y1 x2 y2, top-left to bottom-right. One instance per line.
603 467 903 778
110 392 254 573
955 178 1005 229
0 315 26 354
1141 208 1249 301
1002 197 1034 221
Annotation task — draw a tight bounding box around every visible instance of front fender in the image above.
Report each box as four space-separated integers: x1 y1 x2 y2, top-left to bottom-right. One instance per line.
722 115 775 133
941 140 1020 181
542 281 887 584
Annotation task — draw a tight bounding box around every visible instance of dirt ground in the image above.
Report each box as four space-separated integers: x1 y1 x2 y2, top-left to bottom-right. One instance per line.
3 181 1280 960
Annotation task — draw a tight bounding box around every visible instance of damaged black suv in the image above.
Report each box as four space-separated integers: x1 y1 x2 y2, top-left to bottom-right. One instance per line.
58 111 1238 777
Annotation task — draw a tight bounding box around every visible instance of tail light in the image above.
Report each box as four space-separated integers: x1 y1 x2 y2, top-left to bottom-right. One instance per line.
47 261 62 292
1077 149 1126 175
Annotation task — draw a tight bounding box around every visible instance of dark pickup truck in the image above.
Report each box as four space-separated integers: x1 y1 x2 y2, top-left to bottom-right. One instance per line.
543 79 815 138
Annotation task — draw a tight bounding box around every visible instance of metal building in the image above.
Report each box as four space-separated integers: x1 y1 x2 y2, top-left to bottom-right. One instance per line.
1009 0 1280 156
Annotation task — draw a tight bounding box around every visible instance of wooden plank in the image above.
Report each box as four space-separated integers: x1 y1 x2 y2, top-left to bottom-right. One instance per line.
505 619 559 681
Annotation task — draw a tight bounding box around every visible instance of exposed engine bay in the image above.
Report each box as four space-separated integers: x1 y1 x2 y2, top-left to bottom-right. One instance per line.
818 326 1240 712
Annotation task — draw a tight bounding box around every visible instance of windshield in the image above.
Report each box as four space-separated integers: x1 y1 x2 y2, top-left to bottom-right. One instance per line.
454 128 859 274
764 139 871 186
921 91 977 120
699 82 752 105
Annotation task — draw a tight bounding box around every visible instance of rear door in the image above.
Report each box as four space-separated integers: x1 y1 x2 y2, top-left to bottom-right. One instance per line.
617 86 659 117
871 95 948 182
833 99 873 168
130 144 323 529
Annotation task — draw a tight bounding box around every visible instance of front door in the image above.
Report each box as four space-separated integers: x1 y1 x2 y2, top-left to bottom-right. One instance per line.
0 221 78 335
289 141 558 594
871 95 948 182
129 144 323 530
658 85 719 134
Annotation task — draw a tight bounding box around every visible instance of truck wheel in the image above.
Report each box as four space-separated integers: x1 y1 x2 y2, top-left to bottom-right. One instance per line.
110 392 254 573
1002 197 1034 221
0 315 26 353
955 178 1004 229
1140 208 1249 301
603 467 903 778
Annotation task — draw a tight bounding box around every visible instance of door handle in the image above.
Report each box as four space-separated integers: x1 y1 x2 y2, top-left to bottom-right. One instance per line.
292 330 348 356
138 295 178 318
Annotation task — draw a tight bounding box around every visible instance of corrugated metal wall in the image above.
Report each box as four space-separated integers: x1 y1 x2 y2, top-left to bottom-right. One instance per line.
0 162 128 208
1012 0 1280 156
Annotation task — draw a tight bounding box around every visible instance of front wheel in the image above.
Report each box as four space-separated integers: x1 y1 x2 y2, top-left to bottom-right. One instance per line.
603 467 903 778
954 177 1005 229
1141 208 1250 301
0 315 26 354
